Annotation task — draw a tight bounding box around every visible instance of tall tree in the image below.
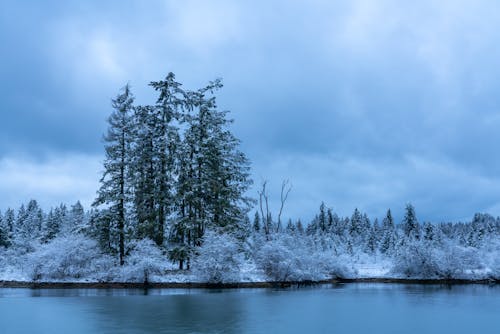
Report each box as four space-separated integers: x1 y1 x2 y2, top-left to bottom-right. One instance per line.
172 78 253 268
93 84 134 265
148 72 185 247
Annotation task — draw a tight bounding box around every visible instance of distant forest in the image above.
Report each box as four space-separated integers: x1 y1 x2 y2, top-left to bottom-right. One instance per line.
1 73 499 283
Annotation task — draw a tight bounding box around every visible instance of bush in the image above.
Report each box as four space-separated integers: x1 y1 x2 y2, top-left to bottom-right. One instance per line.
28 235 111 281
255 235 350 282
119 238 167 282
392 241 484 279
192 230 243 283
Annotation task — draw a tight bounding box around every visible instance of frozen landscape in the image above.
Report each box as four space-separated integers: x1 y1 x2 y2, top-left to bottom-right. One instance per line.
1 73 499 286
1 200 499 284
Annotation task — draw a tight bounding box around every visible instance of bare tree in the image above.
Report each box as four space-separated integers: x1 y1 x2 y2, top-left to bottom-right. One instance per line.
277 179 292 232
258 179 292 235
258 180 270 236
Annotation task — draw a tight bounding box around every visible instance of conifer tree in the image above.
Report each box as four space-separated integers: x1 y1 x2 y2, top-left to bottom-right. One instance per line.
253 212 261 232
380 209 396 254
4 208 15 242
0 210 9 247
402 203 420 240
93 84 134 265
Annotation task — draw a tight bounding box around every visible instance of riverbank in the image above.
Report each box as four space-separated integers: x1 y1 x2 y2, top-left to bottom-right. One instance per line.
0 277 497 289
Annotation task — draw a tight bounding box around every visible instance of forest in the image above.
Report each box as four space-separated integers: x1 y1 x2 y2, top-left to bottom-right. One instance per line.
1 73 499 283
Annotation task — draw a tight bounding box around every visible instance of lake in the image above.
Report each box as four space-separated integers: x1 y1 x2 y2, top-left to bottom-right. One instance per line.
0 284 498 333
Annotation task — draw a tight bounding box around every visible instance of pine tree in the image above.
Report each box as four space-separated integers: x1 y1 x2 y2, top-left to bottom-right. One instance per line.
41 209 60 243
349 208 363 240
318 202 327 232
131 105 158 241
68 201 85 234
4 208 15 242
148 72 185 246
93 84 135 265
296 219 304 234
253 212 261 232
0 210 10 247
380 209 396 254
402 203 420 240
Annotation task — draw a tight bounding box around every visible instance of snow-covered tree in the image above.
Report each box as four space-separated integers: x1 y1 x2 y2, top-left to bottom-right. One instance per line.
93 84 135 265
402 203 420 240
380 209 396 254
0 210 10 248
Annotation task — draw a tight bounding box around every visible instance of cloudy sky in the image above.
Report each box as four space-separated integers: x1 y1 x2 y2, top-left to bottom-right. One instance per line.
2 0 500 223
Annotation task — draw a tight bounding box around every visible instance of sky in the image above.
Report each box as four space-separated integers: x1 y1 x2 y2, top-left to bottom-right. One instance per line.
2 0 500 223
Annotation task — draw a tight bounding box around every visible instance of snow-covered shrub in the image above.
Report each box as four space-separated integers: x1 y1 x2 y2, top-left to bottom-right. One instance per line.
391 242 439 278
255 235 350 282
118 238 167 282
434 245 483 279
192 230 243 283
490 256 500 280
28 235 111 281
392 241 484 279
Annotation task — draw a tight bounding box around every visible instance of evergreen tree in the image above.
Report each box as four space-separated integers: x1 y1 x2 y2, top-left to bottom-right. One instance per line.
172 78 252 268
41 209 60 243
253 212 261 232
93 84 135 265
349 208 363 240
380 209 396 254
402 203 420 240
296 219 304 234
318 202 327 232
0 210 10 247
423 222 434 242
131 105 158 241
148 72 185 247
4 208 15 241
68 201 85 234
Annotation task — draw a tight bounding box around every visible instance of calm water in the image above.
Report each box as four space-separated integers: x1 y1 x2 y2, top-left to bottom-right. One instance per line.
0 284 498 334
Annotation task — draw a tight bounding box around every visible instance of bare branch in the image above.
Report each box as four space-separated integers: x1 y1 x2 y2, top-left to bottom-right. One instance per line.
277 179 292 231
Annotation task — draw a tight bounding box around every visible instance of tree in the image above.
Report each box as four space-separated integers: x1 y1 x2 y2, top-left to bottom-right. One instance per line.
402 203 420 240
131 105 158 241
349 208 363 241
380 209 396 254
253 212 261 232
41 208 60 243
0 210 10 247
68 201 86 234
148 72 185 247
174 79 253 258
4 208 15 242
93 84 135 265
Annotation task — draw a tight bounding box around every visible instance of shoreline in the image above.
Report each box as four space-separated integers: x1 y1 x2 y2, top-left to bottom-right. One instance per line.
0 278 497 289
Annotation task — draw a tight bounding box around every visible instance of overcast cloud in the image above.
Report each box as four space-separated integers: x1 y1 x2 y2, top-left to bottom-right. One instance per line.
2 0 500 222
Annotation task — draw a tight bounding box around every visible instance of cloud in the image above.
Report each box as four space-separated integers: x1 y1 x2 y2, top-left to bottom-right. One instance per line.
252 152 500 223
0 154 101 211
2 0 500 222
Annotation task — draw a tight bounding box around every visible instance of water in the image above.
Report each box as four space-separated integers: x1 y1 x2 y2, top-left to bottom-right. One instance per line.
0 284 498 334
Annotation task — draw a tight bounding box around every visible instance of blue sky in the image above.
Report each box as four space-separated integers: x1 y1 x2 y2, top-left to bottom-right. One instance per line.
2 0 500 223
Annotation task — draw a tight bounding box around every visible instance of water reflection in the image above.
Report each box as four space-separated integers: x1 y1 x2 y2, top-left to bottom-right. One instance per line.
0 284 499 334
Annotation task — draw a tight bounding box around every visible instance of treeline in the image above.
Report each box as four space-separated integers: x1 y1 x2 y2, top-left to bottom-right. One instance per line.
1 199 499 281
261 203 500 254
0 200 86 249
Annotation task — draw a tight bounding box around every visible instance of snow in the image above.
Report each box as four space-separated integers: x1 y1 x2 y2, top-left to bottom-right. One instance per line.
1 202 500 284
